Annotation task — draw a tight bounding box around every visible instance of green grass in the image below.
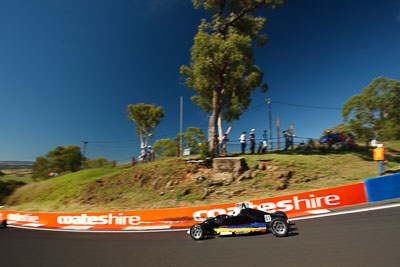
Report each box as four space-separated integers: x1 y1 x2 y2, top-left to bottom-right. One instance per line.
3 141 400 212
4 164 131 212
0 175 33 183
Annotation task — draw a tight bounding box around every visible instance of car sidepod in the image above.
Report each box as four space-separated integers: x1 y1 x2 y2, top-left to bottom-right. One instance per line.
214 222 268 236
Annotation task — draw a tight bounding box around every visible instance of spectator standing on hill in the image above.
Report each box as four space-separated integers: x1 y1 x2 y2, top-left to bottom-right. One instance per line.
373 143 385 175
262 130 268 152
257 142 263 154
239 131 247 154
339 133 346 149
148 146 155 162
138 148 146 162
346 134 356 149
326 131 334 149
371 137 378 148
250 129 256 154
283 130 293 150
262 141 268 153
298 140 306 150
307 138 315 150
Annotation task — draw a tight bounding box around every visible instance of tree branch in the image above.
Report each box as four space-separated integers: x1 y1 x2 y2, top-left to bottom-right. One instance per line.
219 2 262 35
218 0 226 17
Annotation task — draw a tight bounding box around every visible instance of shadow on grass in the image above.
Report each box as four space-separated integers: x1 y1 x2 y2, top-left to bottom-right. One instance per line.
220 146 400 174
383 169 400 175
223 148 368 157
220 146 400 166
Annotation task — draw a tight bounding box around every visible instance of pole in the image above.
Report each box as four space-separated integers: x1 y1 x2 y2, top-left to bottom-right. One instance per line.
277 117 280 150
81 141 88 169
290 123 294 150
180 96 183 157
266 98 273 150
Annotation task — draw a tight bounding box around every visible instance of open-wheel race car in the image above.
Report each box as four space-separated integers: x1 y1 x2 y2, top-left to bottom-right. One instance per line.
188 203 293 240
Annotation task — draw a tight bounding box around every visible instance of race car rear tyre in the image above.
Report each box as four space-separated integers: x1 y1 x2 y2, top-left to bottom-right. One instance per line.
190 224 205 240
0 219 6 229
273 211 288 220
269 217 289 237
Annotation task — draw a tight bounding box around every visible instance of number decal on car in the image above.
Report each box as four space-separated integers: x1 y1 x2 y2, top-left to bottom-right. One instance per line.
264 215 272 222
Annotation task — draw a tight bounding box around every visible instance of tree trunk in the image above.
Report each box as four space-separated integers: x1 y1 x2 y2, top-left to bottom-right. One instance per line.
208 90 221 158
218 114 234 137
218 115 223 142
140 134 144 149
209 61 227 158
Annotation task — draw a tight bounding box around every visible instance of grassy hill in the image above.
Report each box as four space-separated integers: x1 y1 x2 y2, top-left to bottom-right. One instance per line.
3 141 400 212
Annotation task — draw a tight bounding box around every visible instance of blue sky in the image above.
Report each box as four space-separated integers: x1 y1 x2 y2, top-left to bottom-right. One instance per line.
1 0 399 162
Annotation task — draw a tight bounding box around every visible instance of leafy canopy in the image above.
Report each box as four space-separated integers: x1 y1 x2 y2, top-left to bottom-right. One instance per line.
32 145 83 179
153 127 206 157
174 126 207 154
322 123 349 136
342 76 400 141
153 139 177 157
127 103 165 149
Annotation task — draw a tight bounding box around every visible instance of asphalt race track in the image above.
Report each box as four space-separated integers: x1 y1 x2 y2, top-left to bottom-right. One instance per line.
1 205 400 267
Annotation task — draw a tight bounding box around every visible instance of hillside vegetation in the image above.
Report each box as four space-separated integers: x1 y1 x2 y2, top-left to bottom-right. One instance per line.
3 141 400 212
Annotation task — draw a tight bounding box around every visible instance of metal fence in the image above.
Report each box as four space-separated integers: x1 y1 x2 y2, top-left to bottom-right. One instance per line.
220 136 319 154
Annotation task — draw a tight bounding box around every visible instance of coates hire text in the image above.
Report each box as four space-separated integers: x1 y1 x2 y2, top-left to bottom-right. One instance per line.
193 194 340 221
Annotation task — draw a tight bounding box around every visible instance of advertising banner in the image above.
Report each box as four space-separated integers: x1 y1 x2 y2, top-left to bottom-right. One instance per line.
1 183 367 230
364 173 400 202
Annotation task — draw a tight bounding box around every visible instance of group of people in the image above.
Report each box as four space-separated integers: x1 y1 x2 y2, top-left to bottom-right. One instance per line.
138 145 154 162
322 131 357 150
239 129 269 154
297 139 316 150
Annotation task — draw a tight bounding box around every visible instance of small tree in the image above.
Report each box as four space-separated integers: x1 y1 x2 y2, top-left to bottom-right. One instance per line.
32 145 83 180
64 145 83 172
96 157 108 167
127 103 165 150
153 138 177 157
32 156 50 179
174 126 207 154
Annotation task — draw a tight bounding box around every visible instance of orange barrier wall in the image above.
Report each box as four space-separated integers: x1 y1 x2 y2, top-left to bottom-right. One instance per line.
0 183 367 230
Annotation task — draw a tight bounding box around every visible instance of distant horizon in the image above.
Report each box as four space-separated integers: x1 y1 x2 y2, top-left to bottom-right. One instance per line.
0 160 33 164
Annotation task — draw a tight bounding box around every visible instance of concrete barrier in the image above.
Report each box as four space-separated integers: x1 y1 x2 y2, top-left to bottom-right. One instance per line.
364 173 400 202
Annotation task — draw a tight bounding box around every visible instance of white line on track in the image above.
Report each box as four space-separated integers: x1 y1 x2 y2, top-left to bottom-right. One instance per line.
290 203 400 221
7 224 187 233
5 203 400 233
61 226 93 230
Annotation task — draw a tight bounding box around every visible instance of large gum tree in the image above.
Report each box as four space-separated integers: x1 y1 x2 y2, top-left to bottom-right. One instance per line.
181 0 286 158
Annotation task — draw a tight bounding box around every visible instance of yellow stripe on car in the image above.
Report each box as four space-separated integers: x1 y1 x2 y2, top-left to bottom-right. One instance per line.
214 227 267 234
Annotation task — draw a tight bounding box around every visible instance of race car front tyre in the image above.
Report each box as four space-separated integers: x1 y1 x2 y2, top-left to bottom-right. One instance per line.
269 217 289 237
190 224 205 240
